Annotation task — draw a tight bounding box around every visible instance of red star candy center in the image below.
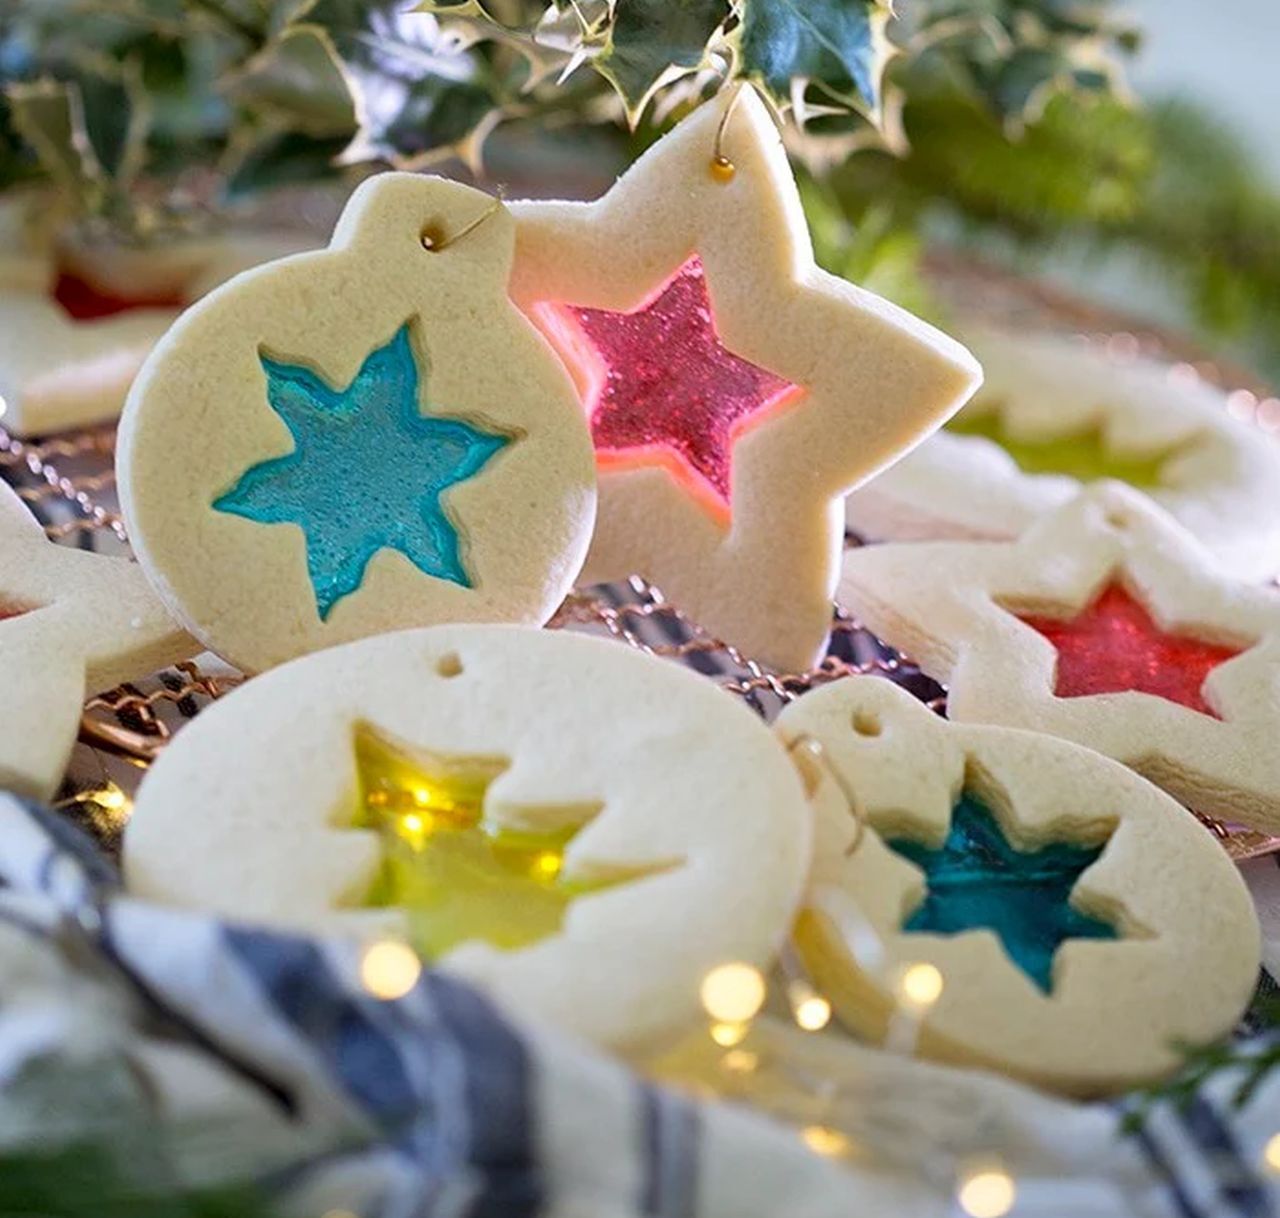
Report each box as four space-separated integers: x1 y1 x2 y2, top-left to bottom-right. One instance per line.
1014 582 1246 718
535 256 803 521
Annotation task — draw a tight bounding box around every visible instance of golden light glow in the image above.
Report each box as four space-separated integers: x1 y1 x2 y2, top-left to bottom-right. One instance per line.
802 1125 851 1158
721 1049 758 1075
896 962 944 1011
360 939 421 1000
533 850 562 880
788 979 832 1032
401 812 425 834
957 1167 1016 1218
95 782 130 812
710 1020 748 1047
700 963 766 1024
1263 1132 1280 1174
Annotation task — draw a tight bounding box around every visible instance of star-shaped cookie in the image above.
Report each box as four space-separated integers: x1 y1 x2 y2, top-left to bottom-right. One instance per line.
840 481 1280 831
510 89 981 671
0 480 195 798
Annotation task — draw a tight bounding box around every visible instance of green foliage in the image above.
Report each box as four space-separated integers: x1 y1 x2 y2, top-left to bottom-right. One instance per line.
739 0 889 118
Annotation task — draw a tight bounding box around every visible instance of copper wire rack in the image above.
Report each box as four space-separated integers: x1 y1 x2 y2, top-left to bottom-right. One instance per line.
10 258 1280 864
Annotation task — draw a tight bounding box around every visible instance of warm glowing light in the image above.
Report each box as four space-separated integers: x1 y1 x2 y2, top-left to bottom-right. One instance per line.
360 939 421 1000
802 1125 851 1158
710 1020 748 1047
401 812 425 834
897 962 944 1011
701 962 766 1024
957 1167 1016 1218
95 782 130 812
533 850 562 880
788 979 832 1031
1263 1133 1280 1174
721 1049 758 1074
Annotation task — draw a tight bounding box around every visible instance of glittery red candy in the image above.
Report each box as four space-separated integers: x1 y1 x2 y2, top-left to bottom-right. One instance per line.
538 256 802 517
1017 582 1244 717
52 271 184 322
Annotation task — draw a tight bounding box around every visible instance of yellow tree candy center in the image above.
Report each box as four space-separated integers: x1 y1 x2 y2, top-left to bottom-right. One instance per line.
948 410 1181 487
352 726 655 959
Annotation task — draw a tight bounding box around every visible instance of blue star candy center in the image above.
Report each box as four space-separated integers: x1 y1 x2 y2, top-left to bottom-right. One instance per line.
213 323 510 619
885 792 1117 994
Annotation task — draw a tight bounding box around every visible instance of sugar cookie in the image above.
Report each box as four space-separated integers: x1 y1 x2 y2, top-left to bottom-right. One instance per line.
0 211 309 436
846 328 1280 580
0 479 195 798
776 675 1259 1095
124 625 812 1050
118 174 597 673
841 482 1280 831
511 89 980 671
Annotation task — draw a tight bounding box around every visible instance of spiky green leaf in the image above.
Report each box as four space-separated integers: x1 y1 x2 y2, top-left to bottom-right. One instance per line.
594 0 728 120
225 27 357 136
739 0 888 117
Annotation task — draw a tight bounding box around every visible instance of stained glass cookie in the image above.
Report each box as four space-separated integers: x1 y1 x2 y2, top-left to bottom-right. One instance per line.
124 625 812 1050
845 328 1280 580
0 196 309 436
511 88 980 671
841 481 1280 832
776 676 1259 1095
118 174 597 673
0 480 194 798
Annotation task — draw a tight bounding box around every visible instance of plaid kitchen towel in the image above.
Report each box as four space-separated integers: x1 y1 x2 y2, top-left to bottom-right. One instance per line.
0 791 1277 1218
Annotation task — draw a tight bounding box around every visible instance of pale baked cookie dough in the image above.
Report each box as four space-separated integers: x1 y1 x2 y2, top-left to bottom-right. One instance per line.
124 625 812 1051
776 676 1259 1096
511 89 980 672
0 195 310 436
846 328 1280 581
841 482 1280 832
118 174 597 674
0 479 195 799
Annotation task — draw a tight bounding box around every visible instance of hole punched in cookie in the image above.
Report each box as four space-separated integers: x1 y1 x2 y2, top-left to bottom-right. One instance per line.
435 650 463 678
419 190 506 253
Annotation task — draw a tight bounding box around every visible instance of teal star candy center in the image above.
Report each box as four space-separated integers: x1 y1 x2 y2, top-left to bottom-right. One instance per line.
213 323 510 619
885 792 1117 994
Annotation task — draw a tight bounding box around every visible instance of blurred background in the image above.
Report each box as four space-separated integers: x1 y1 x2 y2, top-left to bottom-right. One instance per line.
1 0 1277 383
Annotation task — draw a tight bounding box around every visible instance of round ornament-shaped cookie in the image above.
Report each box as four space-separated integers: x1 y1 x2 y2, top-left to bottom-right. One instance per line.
845 328 1280 580
118 175 597 673
124 625 812 1050
775 676 1259 1096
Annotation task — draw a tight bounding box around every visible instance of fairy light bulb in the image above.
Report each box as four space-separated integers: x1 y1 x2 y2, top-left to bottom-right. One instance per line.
1263 1133 1280 1173
957 1166 1016 1218
896 961 944 1012
360 939 421 1000
710 1020 749 1047
788 979 832 1032
701 962 766 1024
802 1125 851 1158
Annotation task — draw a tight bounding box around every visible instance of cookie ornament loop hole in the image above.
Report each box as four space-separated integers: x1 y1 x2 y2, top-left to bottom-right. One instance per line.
852 708 882 737
1103 507 1131 530
435 651 463 678
419 221 445 252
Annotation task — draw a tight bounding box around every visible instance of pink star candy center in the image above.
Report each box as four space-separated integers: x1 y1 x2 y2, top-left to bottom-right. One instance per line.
1015 582 1246 718
535 256 803 522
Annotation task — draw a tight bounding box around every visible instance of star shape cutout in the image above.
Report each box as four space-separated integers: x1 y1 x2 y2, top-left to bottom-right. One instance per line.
511 88 981 670
535 255 803 520
840 482 1280 832
352 723 668 960
214 323 510 620
886 791 1116 994
0 481 195 798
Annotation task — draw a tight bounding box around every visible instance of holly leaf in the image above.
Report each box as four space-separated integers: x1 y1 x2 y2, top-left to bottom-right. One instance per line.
3 78 99 201
224 128 350 199
740 0 890 119
285 0 494 164
224 26 357 137
594 0 729 122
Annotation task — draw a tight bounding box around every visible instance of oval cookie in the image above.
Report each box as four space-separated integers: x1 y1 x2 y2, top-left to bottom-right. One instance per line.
124 625 812 1050
846 328 1280 580
775 675 1259 1096
118 174 596 672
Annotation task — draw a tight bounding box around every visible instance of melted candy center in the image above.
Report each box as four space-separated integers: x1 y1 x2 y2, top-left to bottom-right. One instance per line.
535 256 803 521
353 727 652 959
886 792 1116 994
949 411 1177 487
1015 582 1245 717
